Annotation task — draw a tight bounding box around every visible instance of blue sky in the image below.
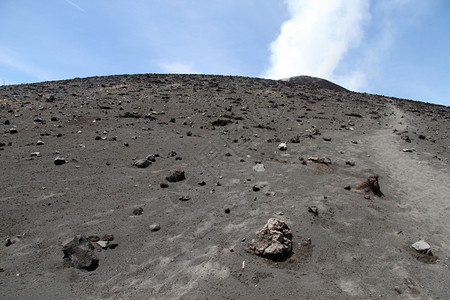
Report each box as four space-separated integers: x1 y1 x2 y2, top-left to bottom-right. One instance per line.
1 0 449 106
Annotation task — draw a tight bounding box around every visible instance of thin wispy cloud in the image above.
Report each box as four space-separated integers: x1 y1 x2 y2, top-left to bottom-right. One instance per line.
64 0 85 13
159 61 198 74
263 0 370 89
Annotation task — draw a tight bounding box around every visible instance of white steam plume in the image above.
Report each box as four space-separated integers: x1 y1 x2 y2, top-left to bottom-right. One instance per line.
264 0 369 86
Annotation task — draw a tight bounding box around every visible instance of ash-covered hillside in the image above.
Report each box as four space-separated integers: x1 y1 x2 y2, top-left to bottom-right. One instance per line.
0 74 449 299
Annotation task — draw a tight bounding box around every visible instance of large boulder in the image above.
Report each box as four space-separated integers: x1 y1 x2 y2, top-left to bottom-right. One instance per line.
62 235 99 271
246 218 293 259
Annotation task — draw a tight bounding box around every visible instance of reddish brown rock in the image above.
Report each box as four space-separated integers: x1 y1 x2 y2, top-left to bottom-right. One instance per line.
353 175 383 197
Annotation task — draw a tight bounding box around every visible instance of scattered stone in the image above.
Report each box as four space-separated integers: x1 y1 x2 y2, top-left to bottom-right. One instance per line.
344 185 351 190
30 152 41 157
345 160 355 166
246 218 293 259
308 156 331 165
252 164 265 172
364 194 371 199
353 175 383 197
88 235 100 242
96 240 109 249
179 195 190 201
224 208 231 214
212 119 232 126
345 113 363 118
278 143 287 151
62 235 99 271
8 128 18 134
133 158 151 168
198 181 206 186
54 157 66 165
402 148 414 152
323 137 332 142
149 223 161 232
166 168 185 182
160 182 169 188
5 237 17 247
308 206 319 216
252 185 261 192
36 140 45 145
289 136 300 143
133 207 143 215
50 116 59 122
146 154 156 162
402 136 411 143
411 240 432 255
418 134 426 140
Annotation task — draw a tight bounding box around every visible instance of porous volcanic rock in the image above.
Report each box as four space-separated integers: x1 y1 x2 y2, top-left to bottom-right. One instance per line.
246 218 293 259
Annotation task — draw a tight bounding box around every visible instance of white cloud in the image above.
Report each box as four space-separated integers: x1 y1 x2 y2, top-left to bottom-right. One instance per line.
158 61 198 74
64 0 85 13
263 0 370 87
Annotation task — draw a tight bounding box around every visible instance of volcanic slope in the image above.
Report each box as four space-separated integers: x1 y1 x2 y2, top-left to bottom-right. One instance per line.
0 74 449 299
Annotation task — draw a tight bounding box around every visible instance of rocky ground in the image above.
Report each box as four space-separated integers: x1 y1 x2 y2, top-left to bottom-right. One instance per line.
0 74 449 299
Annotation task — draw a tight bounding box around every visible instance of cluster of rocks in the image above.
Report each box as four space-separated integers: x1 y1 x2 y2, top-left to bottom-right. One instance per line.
62 234 118 271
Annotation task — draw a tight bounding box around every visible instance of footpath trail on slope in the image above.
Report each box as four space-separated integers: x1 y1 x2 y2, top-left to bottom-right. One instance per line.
364 104 450 297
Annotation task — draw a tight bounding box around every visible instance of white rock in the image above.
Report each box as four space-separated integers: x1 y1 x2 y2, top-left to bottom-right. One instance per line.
278 143 287 151
252 164 265 172
96 240 109 249
411 240 431 252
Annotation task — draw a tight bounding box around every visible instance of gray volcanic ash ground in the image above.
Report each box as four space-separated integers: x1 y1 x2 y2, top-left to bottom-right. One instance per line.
0 74 449 299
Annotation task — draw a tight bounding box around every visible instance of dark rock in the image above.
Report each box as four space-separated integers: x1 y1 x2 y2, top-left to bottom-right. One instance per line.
212 119 232 126
246 218 293 259
62 235 99 271
50 116 59 122
160 182 169 188
308 206 319 216
54 157 66 165
252 185 261 192
179 196 190 201
133 207 144 215
8 128 18 134
146 155 156 162
345 113 363 118
418 134 426 140
198 181 206 186
323 137 332 142
170 118 176 123
3 120 10 125
36 140 45 146
344 185 351 190
166 168 185 182
225 208 231 214
95 136 102 140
